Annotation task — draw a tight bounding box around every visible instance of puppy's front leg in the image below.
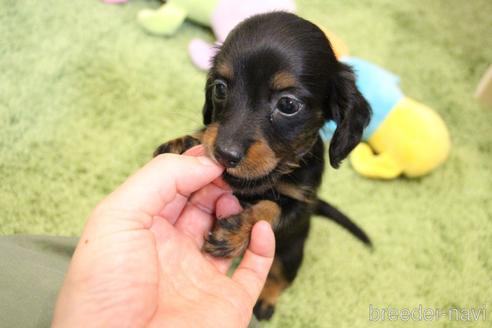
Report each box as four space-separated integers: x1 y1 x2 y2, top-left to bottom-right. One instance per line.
204 200 280 258
153 132 203 156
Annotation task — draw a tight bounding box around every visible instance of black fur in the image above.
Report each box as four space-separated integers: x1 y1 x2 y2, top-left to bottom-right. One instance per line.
314 198 372 246
155 12 372 321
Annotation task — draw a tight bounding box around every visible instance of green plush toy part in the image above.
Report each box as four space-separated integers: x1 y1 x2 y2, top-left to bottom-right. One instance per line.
136 0 297 70
137 0 218 36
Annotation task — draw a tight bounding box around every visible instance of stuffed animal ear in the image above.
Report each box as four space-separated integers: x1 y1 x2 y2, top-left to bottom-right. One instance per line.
327 63 371 168
202 76 214 125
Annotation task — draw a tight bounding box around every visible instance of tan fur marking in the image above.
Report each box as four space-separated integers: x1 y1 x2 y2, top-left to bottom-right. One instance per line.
224 222 252 257
216 61 233 80
203 200 281 258
221 200 279 254
191 130 204 141
258 258 290 307
271 71 297 90
275 182 314 203
154 133 202 156
203 219 253 258
168 138 185 154
202 123 219 159
225 200 280 254
250 200 281 225
228 139 279 178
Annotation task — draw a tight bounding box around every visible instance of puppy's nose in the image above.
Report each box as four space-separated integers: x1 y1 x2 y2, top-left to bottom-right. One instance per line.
214 145 243 168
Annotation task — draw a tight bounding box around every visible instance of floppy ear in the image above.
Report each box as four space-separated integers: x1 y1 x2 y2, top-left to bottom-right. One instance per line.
327 63 371 168
202 75 214 125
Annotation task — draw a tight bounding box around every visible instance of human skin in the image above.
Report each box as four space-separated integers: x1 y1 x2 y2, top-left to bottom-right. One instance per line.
52 145 275 328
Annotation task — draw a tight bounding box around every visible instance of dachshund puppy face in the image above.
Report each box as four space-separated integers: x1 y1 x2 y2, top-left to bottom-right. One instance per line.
202 12 370 194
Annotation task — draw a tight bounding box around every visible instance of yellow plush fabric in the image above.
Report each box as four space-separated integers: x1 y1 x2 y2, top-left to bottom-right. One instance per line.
350 97 451 179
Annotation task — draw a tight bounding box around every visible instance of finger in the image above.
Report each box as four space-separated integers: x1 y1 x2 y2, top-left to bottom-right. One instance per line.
158 192 188 225
174 184 232 246
158 144 228 224
175 190 242 248
183 145 206 156
205 254 234 274
202 194 243 273
189 183 234 217
149 215 176 245
213 176 231 191
99 154 223 218
232 221 275 304
175 202 214 247
215 193 242 219
184 146 232 192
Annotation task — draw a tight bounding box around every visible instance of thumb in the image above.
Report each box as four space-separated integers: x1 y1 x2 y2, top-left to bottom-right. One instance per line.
98 151 223 217
232 221 275 304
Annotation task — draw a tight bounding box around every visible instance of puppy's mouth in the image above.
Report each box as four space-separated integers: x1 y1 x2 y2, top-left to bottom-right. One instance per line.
202 124 283 193
223 166 274 178
220 158 281 194
222 169 279 192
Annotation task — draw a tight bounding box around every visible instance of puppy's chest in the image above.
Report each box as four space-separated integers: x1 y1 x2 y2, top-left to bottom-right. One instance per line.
232 137 325 232
233 174 320 230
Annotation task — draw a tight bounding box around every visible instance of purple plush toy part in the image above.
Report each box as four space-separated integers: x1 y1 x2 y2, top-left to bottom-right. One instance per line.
188 0 296 70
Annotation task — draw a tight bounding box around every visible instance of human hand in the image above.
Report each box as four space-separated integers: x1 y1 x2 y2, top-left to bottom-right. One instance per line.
52 146 275 328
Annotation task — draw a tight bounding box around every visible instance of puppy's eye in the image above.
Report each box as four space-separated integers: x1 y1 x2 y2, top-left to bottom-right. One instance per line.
276 96 303 116
213 80 227 100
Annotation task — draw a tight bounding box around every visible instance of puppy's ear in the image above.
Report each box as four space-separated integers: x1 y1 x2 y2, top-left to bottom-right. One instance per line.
327 63 371 168
202 76 214 125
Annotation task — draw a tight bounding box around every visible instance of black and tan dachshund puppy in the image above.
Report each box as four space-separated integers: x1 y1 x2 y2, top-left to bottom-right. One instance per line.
154 12 372 320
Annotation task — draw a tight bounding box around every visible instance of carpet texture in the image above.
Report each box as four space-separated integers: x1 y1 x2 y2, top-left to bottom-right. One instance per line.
1 0 491 327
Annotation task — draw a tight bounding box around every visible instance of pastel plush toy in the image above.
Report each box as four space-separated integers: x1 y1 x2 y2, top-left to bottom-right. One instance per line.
137 0 218 37
136 0 296 70
321 57 451 179
104 0 450 179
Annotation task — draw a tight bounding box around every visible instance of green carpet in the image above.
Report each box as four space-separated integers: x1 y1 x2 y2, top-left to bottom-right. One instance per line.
1 0 491 327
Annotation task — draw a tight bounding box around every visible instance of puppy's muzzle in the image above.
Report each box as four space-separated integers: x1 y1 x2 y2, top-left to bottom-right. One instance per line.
214 143 244 168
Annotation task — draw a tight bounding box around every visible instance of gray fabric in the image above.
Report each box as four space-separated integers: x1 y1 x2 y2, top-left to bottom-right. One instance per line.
0 235 260 328
0 236 77 328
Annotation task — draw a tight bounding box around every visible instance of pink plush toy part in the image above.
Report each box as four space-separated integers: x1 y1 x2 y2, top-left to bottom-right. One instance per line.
189 0 296 70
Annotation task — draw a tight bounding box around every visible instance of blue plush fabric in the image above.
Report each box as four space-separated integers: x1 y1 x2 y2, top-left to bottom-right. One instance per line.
320 57 404 141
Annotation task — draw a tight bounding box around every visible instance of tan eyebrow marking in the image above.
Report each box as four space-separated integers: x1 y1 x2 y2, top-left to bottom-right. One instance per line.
271 71 297 90
216 61 233 80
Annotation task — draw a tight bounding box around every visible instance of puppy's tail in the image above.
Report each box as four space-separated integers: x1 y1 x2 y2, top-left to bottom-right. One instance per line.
314 199 372 247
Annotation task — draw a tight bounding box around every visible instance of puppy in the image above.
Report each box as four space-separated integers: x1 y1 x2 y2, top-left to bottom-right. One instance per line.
154 12 372 320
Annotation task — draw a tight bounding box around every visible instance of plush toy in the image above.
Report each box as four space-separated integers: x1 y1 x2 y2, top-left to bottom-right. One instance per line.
110 1 349 72
136 0 296 70
103 0 450 179
321 57 451 179
136 0 217 37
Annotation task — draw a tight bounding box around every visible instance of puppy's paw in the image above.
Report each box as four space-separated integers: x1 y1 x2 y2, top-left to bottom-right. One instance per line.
203 214 250 258
153 135 201 156
253 299 276 321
